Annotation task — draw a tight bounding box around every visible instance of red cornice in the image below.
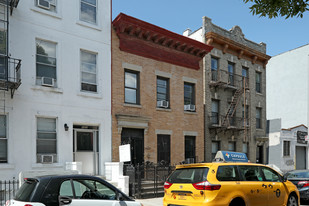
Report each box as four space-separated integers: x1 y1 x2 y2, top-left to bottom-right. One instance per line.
112 13 213 70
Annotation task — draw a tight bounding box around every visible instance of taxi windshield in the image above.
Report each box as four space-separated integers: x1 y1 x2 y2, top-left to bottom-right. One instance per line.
167 167 209 183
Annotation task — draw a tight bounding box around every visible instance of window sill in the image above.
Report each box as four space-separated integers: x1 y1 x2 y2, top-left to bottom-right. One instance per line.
256 92 264 96
77 91 102 99
184 111 197 115
76 20 102 31
0 164 15 169
31 7 62 19
32 85 63 94
156 108 172 112
123 103 142 108
32 163 63 169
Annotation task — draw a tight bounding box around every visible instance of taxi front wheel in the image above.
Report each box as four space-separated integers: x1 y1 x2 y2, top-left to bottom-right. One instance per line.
287 194 298 206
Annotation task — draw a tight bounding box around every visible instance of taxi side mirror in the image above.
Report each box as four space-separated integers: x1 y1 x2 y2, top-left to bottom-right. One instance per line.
282 175 288 182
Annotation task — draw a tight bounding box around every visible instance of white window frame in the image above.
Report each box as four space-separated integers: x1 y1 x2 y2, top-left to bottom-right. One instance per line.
80 0 98 25
80 50 97 93
36 39 57 87
36 117 57 163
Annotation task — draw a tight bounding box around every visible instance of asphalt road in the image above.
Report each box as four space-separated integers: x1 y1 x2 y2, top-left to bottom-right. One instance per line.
136 197 309 206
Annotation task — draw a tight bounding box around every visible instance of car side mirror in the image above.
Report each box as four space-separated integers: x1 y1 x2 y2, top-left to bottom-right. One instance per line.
59 196 72 205
282 175 288 182
118 193 125 201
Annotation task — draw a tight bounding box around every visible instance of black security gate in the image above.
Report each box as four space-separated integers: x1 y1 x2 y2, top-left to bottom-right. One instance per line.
0 179 19 205
124 163 175 198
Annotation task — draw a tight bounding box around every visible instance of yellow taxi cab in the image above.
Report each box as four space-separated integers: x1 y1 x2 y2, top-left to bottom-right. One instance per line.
163 151 299 206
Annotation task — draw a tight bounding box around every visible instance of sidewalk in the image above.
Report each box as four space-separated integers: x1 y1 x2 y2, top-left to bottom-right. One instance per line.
136 197 163 206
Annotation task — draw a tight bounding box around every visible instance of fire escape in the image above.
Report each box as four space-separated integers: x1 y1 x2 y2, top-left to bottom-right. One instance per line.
209 68 250 140
0 0 21 113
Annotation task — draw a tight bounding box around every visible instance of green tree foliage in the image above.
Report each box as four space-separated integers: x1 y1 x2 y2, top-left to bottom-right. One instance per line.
243 0 309 18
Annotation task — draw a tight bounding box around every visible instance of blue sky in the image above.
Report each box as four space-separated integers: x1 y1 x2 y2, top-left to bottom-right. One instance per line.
112 0 309 57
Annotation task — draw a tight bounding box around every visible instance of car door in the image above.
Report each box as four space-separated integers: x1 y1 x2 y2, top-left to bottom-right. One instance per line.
260 166 286 206
59 179 140 206
238 165 268 206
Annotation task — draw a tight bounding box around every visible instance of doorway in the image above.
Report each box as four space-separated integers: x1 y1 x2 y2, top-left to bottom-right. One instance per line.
296 146 306 169
121 128 144 166
73 126 99 175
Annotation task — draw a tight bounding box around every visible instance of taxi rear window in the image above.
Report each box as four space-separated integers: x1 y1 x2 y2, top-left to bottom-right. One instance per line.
167 167 208 183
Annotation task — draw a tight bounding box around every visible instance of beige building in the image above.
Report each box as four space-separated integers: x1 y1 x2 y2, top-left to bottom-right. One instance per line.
185 17 271 163
111 13 213 165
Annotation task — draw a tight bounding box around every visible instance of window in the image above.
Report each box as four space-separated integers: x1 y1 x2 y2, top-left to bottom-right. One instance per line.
0 115 7 163
211 100 219 124
81 51 97 92
80 0 97 24
212 141 220 159
36 39 57 87
217 165 239 181
157 77 169 108
242 67 248 88
283 141 290 156
228 102 236 126
228 62 234 86
0 30 7 80
185 136 196 163
36 0 57 13
256 72 261 93
211 57 218 81
238 165 264 181
184 82 195 111
243 143 248 156
261 167 281 182
60 179 116 200
256 107 262 129
37 117 57 162
157 135 170 165
228 141 236 151
124 70 139 104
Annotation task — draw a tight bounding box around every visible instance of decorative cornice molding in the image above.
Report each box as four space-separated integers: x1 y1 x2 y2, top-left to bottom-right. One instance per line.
206 32 271 68
113 13 213 70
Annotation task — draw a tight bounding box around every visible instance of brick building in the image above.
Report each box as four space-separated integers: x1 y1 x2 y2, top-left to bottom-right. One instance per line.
184 17 271 163
111 13 213 165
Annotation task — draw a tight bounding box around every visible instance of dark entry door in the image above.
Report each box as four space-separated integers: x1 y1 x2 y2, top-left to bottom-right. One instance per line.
157 135 170 164
256 145 264 164
296 146 306 169
121 128 144 165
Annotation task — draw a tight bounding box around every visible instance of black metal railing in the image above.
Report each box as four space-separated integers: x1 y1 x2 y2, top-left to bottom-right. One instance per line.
209 115 250 129
0 179 19 205
123 163 175 199
210 70 249 89
0 55 21 84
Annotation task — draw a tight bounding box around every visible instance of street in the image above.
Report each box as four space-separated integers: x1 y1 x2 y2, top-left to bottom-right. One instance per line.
136 197 309 206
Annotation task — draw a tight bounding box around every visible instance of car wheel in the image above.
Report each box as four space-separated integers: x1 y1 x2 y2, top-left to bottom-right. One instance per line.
287 194 298 206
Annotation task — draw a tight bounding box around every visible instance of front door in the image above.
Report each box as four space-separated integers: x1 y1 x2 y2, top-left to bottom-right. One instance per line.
121 128 144 166
296 146 306 169
157 134 170 165
73 128 99 175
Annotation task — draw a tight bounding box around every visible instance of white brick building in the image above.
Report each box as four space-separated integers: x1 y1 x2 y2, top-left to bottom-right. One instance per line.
0 0 112 180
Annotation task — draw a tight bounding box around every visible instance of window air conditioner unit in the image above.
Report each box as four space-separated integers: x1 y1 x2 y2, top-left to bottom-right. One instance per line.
41 77 54 87
41 154 53 164
37 0 50 10
184 104 195 111
157 100 169 108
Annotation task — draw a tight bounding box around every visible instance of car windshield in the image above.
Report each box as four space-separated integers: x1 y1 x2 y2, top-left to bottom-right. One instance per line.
287 171 309 178
167 167 208 183
14 179 37 201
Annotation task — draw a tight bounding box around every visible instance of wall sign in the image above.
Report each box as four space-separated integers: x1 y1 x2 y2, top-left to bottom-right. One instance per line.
297 131 308 144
